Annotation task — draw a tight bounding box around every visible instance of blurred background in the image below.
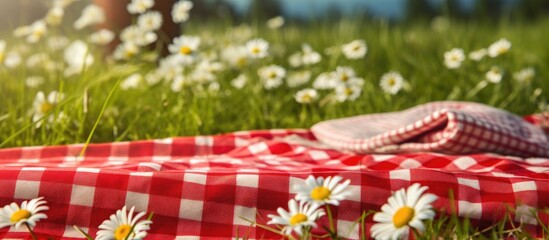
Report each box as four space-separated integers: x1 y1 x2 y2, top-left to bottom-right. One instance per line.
1 0 549 28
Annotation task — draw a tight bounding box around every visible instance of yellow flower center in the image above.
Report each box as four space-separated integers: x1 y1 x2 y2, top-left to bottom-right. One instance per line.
125 50 136 59
388 78 396 86
311 186 331 201
344 87 354 96
301 94 312 103
0 53 5 63
393 206 415 228
289 213 308 226
41 102 54 113
114 224 132 240
341 73 349 81
180 46 192 55
268 72 277 79
251 47 260 54
497 47 507 55
237 57 247 67
10 209 31 223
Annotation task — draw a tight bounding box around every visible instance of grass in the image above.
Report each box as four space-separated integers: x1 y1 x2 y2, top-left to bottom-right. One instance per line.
1 10 549 239
1 17 548 147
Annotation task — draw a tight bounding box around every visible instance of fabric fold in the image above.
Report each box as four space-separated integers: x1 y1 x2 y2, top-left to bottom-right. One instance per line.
311 101 549 157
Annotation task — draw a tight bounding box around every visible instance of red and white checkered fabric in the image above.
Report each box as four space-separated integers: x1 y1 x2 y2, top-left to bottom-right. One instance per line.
312 101 549 157
0 129 549 239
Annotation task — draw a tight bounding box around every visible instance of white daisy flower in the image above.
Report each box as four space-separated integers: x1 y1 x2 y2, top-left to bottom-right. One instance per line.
488 38 511 57
231 74 247 89
120 25 158 47
301 44 321 65
288 52 303 68
313 72 337 90
485 66 503 84
3 52 22 69
96 206 152 240
514 67 535 84
0 41 7 65
333 66 356 85
342 39 367 59
0 197 48 229
45 7 64 26
157 55 183 81
294 175 351 206
121 73 143 90
74 4 105 30
295 89 318 104
221 45 249 69
380 71 405 95
287 70 312 88
138 11 163 31
90 29 115 45
127 0 155 14
335 84 362 102
469 48 487 61
53 0 77 8
64 40 94 77
371 183 438 240
171 75 191 92
267 199 325 236
246 38 269 59
113 42 140 60
267 16 285 29
168 35 201 65
172 0 193 23
443 48 465 69
25 20 48 44
145 71 163 86
258 65 286 90
32 91 64 125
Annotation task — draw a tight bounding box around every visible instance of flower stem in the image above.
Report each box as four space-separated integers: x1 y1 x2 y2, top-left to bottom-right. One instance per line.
24 223 37 240
325 205 335 234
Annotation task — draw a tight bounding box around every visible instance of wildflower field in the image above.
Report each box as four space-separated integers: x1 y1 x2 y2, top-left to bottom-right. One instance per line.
1 0 549 239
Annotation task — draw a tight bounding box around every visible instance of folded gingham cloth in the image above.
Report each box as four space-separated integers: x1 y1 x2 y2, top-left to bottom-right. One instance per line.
312 101 549 157
1 129 549 239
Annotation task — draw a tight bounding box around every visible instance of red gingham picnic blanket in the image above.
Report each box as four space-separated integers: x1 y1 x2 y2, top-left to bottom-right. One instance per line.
0 105 548 239
312 101 549 157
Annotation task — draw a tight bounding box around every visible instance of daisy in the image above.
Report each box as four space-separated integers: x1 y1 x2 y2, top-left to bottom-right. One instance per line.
157 55 183 81
0 197 48 230
267 199 325 236
267 16 285 29
333 66 356 85
113 42 140 60
513 67 535 84
127 0 155 14
137 11 163 31
245 38 269 59
96 206 152 240
342 39 367 59
168 35 201 64
443 48 465 69
287 70 312 88
295 88 318 104
32 91 64 126
294 175 351 206
25 76 45 88
313 72 337 90
485 66 503 84
380 71 405 95
120 25 157 47
47 36 69 51
258 65 286 90
335 84 362 102
89 29 115 45
74 4 105 30
171 75 191 92
469 48 487 61
26 20 48 44
288 52 303 68
45 7 64 26
370 183 438 240
301 44 322 65
172 1 193 23
221 45 249 69
231 74 247 89
488 38 511 57
120 73 143 90
54 0 77 8
64 40 94 77
0 41 6 64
